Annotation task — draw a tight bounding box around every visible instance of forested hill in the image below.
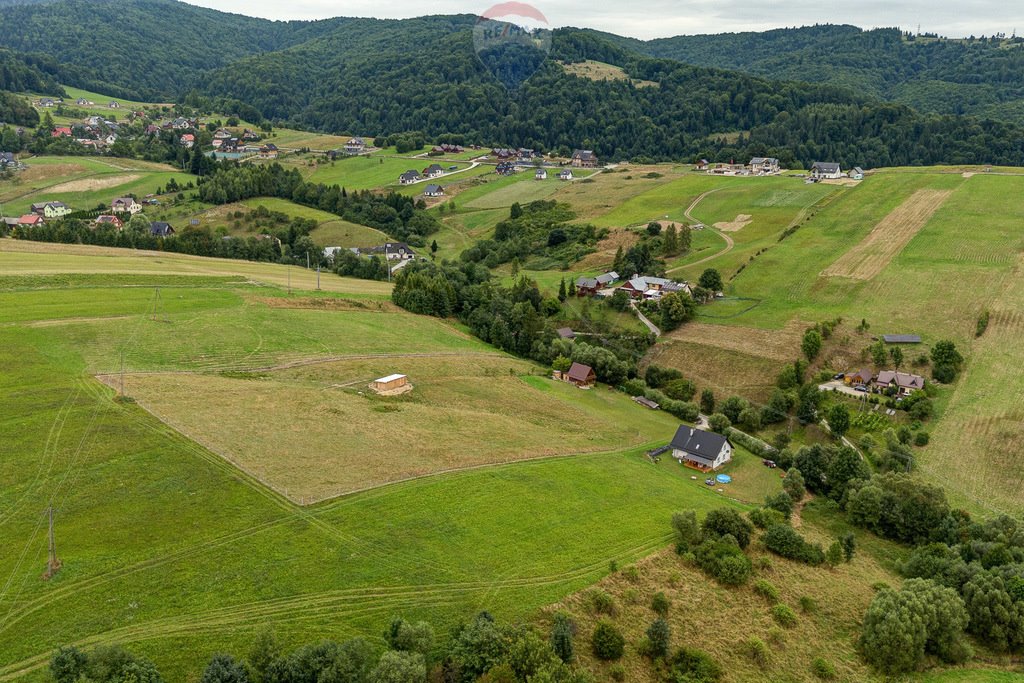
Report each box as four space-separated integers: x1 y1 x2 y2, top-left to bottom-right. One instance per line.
2 0 1024 167
594 25 1024 124
0 0 349 99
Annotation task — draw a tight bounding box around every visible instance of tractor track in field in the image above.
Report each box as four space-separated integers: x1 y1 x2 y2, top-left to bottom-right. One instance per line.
0 532 671 680
666 189 734 274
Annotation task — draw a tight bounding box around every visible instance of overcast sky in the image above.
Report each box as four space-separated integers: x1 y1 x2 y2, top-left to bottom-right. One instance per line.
184 0 1024 39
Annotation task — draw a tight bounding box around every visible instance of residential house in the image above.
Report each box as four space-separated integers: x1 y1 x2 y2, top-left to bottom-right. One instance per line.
749 157 780 174
213 129 233 140
670 426 733 470
495 162 515 175
180 133 195 148
873 371 926 396
570 149 598 168
398 170 421 185
810 162 842 180
850 167 865 180
708 163 747 175
17 214 44 227
518 148 535 160
422 164 444 178
344 137 366 154
111 197 142 215
595 271 619 287
492 148 514 160
844 368 874 386
558 169 573 181
241 129 259 141
51 127 73 138
108 101 120 109
39 98 55 107
104 134 117 145
169 117 192 130
694 159 710 171
0 152 18 168
149 221 175 237
323 246 344 260
423 184 444 198
94 215 123 229
75 97 92 106
31 201 72 219
564 362 596 388
145 124 160 135
535 168 547 180
619 275 681 300
258 143 279 159
575 277 599 296
352 242 416 260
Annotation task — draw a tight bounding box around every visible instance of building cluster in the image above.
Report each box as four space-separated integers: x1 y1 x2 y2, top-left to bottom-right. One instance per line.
3 194 176 237
695 157 865 181
574 271 691 300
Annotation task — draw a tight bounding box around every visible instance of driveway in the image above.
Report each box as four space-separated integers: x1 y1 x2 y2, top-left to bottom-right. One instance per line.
818 380 867 398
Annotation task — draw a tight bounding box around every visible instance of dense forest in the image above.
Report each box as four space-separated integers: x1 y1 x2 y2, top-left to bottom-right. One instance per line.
2 2 1024 167
590 24 1024 123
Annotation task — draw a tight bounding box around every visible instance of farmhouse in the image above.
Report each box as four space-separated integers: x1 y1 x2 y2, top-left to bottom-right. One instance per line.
619 275 685 300
31 201 72 219
670 426 733 471
564 362 596 388
423 184 444 197
94 215 123 229
51 127 73 138
845 368 873 386
874 371 926 396
559 169 573 180
811 161 843 180
108 100 120 108
422 164 444 178
111 197 142 214
535 168 547 180
344 137 366 154
399 170 421 184
258 143 279 159
75 97 92 105
149 221 175 237
694 159 710 171
576 277 599 296
749 157 780 174
17 214 44 227
595 271 619 287
570 150 598 168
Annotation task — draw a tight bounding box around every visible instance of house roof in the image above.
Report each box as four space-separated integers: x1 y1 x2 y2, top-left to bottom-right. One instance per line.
882 334 921 344
852 167 865 174
571 149 596 160
576 277 599 289
556 327 575 339
595 271 619 285
113 197 136 205
812 161 841 173
535 168 546 175
149 221 174 236
750 157 779 165
424 184 443 194
875 371 925 390
399 170 420 181
566 362 595 382
848 367 873 382
374 373 406 384
95 215 121 223
670 426 731 465
634 396 660 409
424 164 443 173
559 169 572 176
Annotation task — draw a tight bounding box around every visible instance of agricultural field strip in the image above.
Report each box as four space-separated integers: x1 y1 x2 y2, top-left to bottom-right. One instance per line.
822 188 954 280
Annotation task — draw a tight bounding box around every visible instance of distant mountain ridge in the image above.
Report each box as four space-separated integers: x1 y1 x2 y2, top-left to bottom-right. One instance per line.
1 1 1023 168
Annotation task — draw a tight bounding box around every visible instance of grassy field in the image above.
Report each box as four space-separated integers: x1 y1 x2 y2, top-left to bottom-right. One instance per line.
306 155 474 190
0 247 742 681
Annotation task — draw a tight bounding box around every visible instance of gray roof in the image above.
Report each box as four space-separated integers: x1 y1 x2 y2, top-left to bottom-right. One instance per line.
882 334 921 343
670 426 731 465
595 271 619 285
852 167 865 174
572 149 596 161
556 327 575 339
811 161 841 173
424 184 443 194
750 157 778 165
149 221 174 236
576 277 599 289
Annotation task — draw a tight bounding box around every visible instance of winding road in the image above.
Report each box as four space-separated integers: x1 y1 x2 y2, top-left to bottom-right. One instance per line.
666 188 734 274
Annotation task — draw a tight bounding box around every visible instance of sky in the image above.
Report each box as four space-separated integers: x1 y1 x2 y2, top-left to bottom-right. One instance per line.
183 0 1024 39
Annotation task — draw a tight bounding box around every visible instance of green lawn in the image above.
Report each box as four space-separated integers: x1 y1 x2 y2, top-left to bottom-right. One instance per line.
0 265 741 681
307 156 473 191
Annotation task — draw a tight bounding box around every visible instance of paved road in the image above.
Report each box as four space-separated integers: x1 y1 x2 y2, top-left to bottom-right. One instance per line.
818 380 868 398
631 302 662 337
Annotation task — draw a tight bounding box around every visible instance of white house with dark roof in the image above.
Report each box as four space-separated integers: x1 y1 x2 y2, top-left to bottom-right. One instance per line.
535 168 547 180
398 170 421 185
670 426 733 470
559 169 573 180
111 197 142 215
749 157 780 174
422 164 444 178
31 201 72 219
810 161 842 180
423 184 444 197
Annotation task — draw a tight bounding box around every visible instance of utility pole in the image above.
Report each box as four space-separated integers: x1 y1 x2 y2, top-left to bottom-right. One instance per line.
44 505 61 579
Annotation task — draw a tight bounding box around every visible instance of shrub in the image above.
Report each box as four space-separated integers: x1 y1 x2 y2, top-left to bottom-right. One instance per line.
748 507 787 529
623 565 640 582
591 621 625 660
708 413 731 433
754 579 780 604
608 663 625 681
765 491 794 519
782 469 806 502
755 556 773 571
914 431 930 446
826 541 844 567
771 604 798 628
588 589 615 615
763 524 825 565
608 559 618 573
646 617 671 658
651 591 670 617
623 588 639 605
665 647 722 683
550 613 575 664
799 596 818 613
702 508 754 549
746 638 770 669
811 657 836 680
976 310 990 337
645 365 682 388
694 538 752 586
663 378 697 401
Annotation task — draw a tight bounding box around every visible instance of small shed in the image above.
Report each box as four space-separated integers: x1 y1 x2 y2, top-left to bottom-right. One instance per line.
565 362 596 388
633 396 660 410
556 327 575 339
371 374 408 392
882 334 921 344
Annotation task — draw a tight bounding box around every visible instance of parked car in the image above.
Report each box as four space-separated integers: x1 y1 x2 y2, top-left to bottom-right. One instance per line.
833 373 845 380
854 384 868 392
762 459 777 469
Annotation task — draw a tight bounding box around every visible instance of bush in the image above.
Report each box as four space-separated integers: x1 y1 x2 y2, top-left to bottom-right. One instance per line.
663 378 697 401
646 617 671 658
914 431 930 446
651 591 670 617
746 638 770 669
771 604 798 628
665 647 722 683
623 565 640 582
588 589 616 615
811 657 836 680
694 538 752 586
702 508 754 549
765 491 794 519
754 579 780 604
608 664 625 681
799 596 818 613
748 507 787 529
933 363 956 383
708 413 731 433
550 613 575 664
645 365 682 388
763 525 825 565
725 427 777 459
591 621 625 660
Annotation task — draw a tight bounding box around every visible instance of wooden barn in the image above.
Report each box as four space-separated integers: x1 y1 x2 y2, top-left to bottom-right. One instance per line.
565 362 596 388
371 374 408 392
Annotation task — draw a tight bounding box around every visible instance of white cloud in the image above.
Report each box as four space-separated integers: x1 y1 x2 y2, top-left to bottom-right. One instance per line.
184 0 1024 39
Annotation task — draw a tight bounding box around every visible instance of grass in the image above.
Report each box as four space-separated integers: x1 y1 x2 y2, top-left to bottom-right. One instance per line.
558 60 658 88
0 258 735 681
306 155 473 191
116 355 682 503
